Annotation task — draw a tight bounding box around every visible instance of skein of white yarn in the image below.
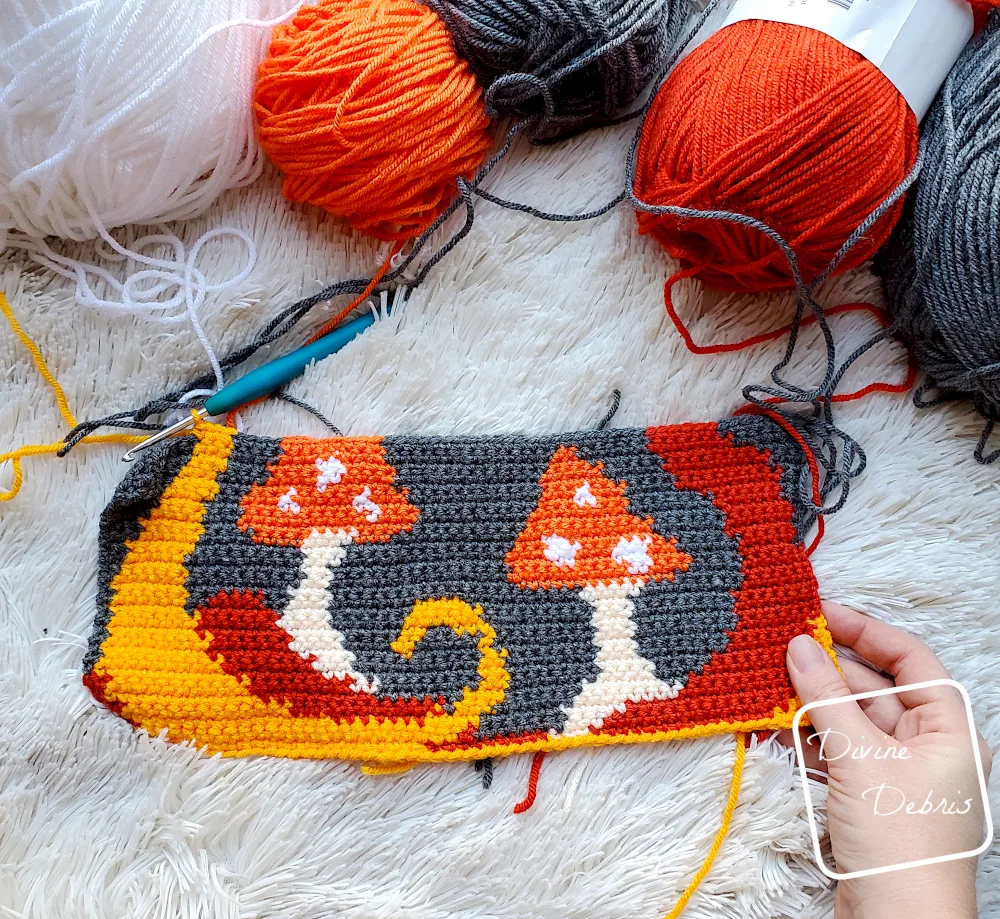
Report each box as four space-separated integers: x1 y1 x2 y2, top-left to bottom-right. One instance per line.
0 0 301 388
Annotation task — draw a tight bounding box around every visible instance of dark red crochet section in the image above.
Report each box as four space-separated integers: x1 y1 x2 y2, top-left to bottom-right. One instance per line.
197 589 445 722
598 423 822 735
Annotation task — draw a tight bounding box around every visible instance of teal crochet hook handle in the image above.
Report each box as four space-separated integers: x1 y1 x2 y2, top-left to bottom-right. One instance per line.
121 309 378 462
203 309 377 416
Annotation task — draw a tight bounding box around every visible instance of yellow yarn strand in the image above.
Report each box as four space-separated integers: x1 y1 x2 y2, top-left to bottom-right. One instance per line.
360 762 418 775
1 291 77 428
1 290 143 502
662 733 746 919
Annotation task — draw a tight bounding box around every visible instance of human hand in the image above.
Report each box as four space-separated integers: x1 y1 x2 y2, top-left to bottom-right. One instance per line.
781 602 993 919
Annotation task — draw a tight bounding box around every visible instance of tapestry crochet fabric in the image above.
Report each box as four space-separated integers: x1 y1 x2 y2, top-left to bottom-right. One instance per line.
84 416 829 764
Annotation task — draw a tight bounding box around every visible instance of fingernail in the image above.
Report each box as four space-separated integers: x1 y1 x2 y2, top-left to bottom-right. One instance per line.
788 635 826 672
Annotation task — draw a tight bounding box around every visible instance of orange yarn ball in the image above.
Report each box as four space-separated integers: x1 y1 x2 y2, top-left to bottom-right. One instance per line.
254 0 493 240
634 21 919 293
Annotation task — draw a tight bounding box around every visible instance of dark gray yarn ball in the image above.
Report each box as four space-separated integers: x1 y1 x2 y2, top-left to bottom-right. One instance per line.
882 12 1000 460
425 0 687 141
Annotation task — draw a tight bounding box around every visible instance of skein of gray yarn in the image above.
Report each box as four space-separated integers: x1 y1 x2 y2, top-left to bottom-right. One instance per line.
882 12 1000 463
425 0 687 141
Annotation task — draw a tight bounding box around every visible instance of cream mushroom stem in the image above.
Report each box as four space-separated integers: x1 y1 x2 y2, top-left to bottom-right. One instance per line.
277 527 379 694
557 578 681 737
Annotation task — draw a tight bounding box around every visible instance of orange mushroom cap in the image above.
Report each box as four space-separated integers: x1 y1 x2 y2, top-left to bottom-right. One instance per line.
505 446 692 590
238 436 419 547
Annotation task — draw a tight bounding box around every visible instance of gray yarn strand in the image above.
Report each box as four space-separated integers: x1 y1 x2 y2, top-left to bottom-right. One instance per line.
273 391 342 435
425 0 687 140
596 389 622 429
882 12 1000 463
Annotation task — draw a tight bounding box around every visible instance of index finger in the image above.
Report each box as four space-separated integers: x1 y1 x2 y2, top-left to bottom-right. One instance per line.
820 601 961 715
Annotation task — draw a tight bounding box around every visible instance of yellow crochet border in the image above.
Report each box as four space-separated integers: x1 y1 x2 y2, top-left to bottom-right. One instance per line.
90 419 834 764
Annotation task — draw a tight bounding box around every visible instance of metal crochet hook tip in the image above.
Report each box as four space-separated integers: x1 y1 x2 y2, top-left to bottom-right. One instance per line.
119 306 387 463
121 409 209 463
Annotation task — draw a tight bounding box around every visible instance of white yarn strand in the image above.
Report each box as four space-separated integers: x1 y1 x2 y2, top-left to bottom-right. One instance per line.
0 0 302 388
1 0 300 239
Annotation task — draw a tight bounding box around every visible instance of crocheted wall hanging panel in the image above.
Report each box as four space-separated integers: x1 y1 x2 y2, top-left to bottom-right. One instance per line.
84 416 832 764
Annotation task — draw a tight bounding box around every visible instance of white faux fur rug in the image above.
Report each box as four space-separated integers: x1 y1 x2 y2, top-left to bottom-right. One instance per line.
1 124 997 919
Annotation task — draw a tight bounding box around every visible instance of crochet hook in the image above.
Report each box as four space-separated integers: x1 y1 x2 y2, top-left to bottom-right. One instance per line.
121 309 379 462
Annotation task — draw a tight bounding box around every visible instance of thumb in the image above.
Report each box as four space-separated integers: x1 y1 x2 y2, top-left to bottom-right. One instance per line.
787 634 872 740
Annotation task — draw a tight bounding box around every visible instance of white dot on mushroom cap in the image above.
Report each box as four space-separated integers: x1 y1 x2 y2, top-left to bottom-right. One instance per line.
542 534 581 568
277 487 300 515
352 486 382 523
612 535 653 574
315 455 347 493
574 481 597 507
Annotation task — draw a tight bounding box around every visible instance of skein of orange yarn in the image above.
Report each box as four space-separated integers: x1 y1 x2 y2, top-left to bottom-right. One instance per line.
255 0 493 240
633 19 921 293
255 0 681 241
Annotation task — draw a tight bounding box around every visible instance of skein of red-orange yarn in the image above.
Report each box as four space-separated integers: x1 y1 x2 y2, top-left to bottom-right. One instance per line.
633 19 921 293
255 0 492 240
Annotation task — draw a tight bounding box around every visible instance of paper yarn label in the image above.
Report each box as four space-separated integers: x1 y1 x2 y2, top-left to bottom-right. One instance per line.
723 0 974 120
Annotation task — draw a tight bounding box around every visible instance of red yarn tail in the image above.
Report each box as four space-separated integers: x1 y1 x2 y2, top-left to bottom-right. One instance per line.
310 242 404 342
665 267 916 556
513 751 546 814
663 271 917 402
664 267 800 354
